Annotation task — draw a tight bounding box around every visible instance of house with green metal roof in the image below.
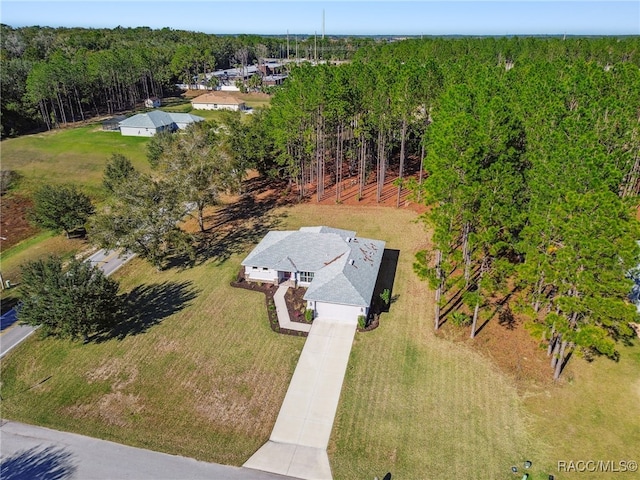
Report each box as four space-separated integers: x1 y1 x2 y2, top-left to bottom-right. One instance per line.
242 226 386 323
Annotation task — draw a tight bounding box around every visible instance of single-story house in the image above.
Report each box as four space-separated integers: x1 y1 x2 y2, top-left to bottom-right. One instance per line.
242 226 386 323
191 92 246 111
118 111 204 137
144 97 162 108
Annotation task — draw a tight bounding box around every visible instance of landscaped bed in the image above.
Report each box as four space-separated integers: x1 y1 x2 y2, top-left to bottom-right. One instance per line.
230 270 308 337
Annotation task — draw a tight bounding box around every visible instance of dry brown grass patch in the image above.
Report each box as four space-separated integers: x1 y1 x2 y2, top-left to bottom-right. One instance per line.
66 392 145 428
85 358 138 390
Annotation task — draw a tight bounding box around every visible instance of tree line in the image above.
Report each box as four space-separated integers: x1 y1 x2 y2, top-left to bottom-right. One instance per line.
0 24 378 137
256 36 640 379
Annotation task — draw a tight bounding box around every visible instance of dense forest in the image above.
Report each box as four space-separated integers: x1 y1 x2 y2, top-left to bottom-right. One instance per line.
0 24 376 137
257 36 640 378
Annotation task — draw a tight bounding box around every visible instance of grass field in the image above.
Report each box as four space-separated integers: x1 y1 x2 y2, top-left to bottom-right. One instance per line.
1 193 638 476
1 125 152 196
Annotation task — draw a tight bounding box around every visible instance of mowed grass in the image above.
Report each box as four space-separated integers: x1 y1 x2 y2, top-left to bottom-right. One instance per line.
297 206 538 479
1 202 638 478
1 125 151 196
525 343 640 479
0 232 92 312
0 235 304 464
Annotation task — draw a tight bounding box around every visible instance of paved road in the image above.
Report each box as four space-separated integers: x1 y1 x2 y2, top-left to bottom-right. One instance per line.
0 324 36 359
86 249 136 277
0 420 294 480
0 249 135 359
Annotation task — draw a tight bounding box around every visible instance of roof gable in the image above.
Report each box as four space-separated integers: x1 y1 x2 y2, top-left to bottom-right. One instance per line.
169 113 205 124
119 110 174 129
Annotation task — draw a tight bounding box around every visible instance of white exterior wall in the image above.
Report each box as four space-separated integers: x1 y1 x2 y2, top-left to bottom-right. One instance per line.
314 301 365 323
245 266 278 283
192 103 242 111
120 126 159 137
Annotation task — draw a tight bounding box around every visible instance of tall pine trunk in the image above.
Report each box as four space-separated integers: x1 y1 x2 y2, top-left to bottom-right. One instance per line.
396 117 407 207
418 141 425 202
470 299 480 338
359 137 367 200
462 221 471 288
553 340 569 380
336 123 342 203
551 333 562 369
434 249 442 330
470 256 486 338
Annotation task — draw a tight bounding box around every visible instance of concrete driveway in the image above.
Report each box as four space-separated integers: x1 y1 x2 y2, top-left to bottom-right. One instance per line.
0 420 294 480
245 317 357 480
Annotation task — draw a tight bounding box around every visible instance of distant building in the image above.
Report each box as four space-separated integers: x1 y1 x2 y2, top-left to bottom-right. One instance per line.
191 92 246 111
118 111 204 137
144 97 162 108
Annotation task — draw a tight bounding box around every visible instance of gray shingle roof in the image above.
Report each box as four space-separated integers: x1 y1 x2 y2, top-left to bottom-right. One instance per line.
242 227 385 307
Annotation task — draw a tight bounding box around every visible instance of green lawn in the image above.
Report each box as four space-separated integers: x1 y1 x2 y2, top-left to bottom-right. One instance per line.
1 202 638 479
525 344 640 479
0 228 304 464
1 125 151 196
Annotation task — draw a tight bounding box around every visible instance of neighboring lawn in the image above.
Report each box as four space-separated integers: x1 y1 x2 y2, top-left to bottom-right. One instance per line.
0 234 304 465
237 92 271 109
1 125 151 196
0 232 92 314
1 202 638 479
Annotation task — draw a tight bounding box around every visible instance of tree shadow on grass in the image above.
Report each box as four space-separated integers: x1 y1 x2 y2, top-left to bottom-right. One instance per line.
193 191 286 266
93 281 199 342
0 446 77 480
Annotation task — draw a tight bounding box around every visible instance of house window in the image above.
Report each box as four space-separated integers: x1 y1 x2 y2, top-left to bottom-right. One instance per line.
299 271 314 283
252 266 258 270
262 267 269 271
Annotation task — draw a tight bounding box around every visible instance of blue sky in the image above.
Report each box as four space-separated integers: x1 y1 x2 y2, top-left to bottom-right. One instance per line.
1 1 638 36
